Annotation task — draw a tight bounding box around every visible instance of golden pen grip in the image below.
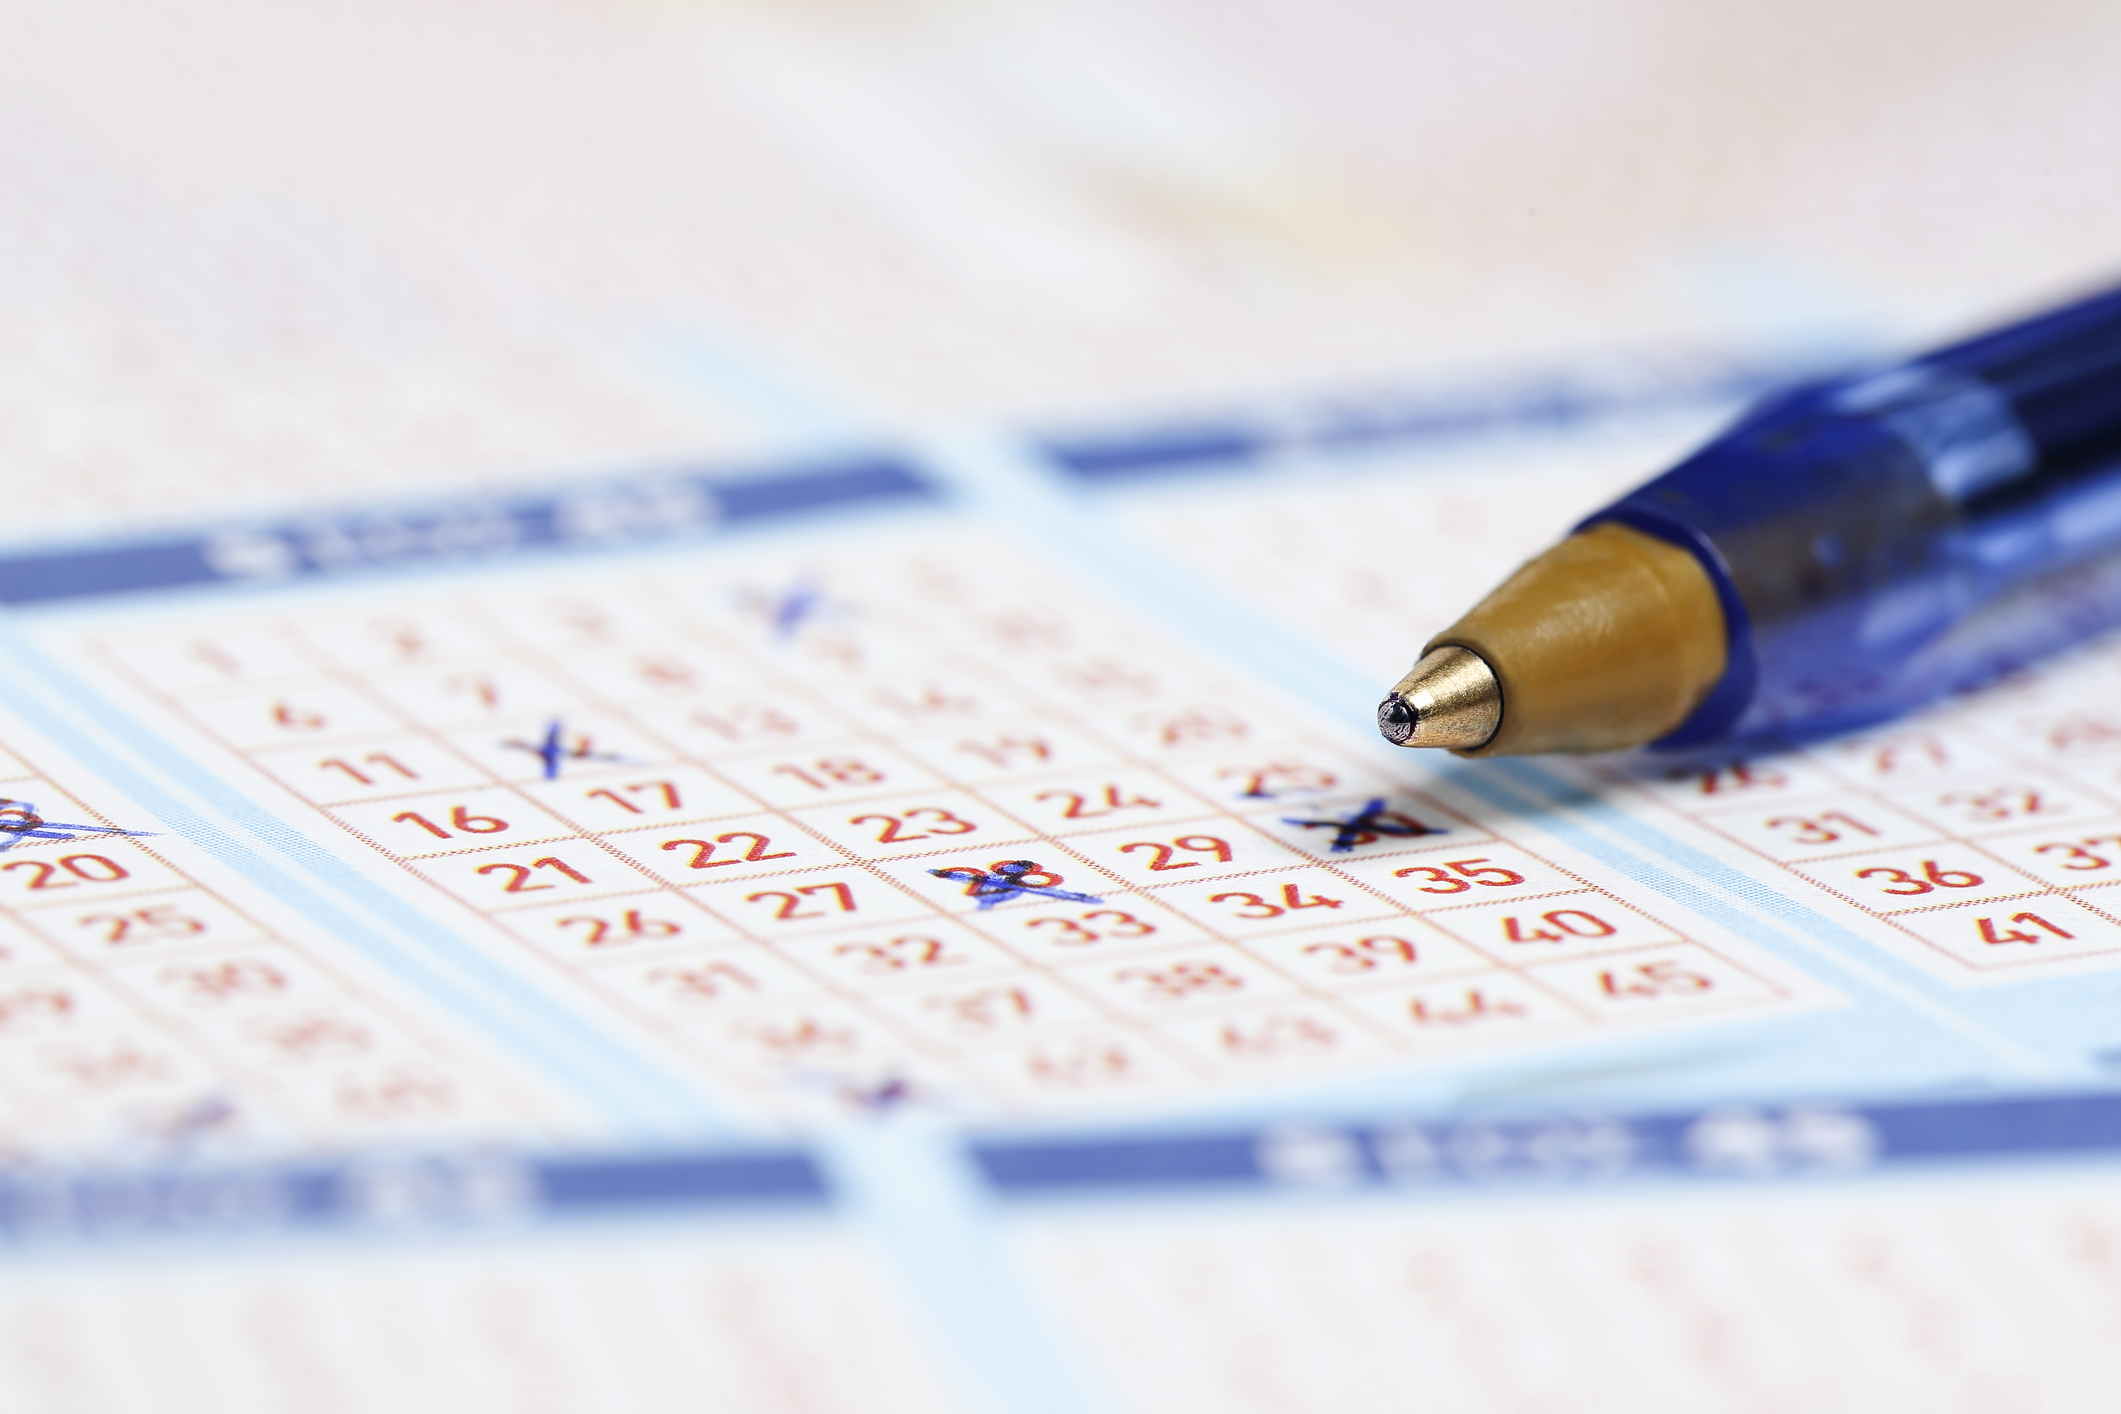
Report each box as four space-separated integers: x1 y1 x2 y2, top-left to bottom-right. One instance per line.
1428 521 1728 755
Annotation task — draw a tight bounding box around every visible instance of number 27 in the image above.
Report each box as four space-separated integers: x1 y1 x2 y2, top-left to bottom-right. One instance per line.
745 882 856 920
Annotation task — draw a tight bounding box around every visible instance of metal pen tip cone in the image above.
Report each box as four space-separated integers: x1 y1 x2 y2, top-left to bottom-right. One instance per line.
1377 695 1417 745
1378 645 1502 750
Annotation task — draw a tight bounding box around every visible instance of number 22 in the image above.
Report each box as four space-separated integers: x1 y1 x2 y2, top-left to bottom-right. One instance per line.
659 832 795 869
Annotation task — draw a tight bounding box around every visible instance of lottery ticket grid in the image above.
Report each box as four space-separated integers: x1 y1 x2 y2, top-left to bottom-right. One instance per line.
0 1226 966 1414
0 737 552 1159
1603 638 2121 981
82 536 1803 1117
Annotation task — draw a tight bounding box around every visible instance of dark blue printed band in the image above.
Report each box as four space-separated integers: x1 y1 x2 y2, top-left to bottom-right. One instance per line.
14 1086 2121 1247
971 1089 2121 1197
0 455 935 607
0 1147 826 1246
1036 358 1805 485
0 358 1819 603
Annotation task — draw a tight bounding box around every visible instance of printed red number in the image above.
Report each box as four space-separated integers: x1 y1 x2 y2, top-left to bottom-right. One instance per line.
272 701 326 730
2033 837 2121 871
687 704 801 742
160 959 287 1003
391 805 509 840
1861 737 1950 775
1118 836 1233 871
1407 988 1528 1026
1207 883 1346 919
954 736 1053 770
834 936 959 973
1598 960 1714 997
318 753 419 786
923 987 1034 1031
770 757 885 791
1275 883 1346 913
586 781 683 814
1025 1042 1136 1088
390 811 448 839
1680 762 1787 795
724 830 796 863
1943 789 2048 822
445 673 500 709
1853 859 1984 896
744 882 857 920
1765 811 1882 846
2 855 131 891
1217 763 1337 800
1025 910 1157 947
1394 857 1528 894
476 856 591 893
1113 962 1244 1000
1217 1014 1340 1057
1975 911 2075 946
660 831 796 869
647 962 761 1001
1499 908 1617 944
1303 935 1420 972
1034 785 1161 819
851 808 978 844
558 910 682 946
81 904 208 946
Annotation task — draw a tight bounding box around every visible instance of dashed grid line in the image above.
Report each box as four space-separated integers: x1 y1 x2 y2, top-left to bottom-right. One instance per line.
84 537 1808 1116
1600 664 2121 980
0 737 568 1160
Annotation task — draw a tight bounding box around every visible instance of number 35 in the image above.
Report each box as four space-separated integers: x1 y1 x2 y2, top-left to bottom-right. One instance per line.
1393 857 1525 894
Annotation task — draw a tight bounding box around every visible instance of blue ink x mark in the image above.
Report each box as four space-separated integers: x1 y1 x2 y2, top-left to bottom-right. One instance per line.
1281 797 1443 853
0 800 157 853
929 860 1104 911
502 720 625 780
769 580 824 642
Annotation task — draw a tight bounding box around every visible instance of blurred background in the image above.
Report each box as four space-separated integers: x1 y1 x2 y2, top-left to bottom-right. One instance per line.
5 5 2121 1411
5 0 2119 534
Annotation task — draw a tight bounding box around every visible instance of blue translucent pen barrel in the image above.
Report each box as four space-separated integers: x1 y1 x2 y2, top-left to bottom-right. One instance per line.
1588 284 2121 745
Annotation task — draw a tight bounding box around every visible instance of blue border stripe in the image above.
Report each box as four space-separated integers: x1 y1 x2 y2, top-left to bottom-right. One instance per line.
0 634 732 1139
536 1151 826 1211
972 1089 2121 1197
1476 758 2058 1075
0 1145 826 1247
1034 359 1804 484
0 453 934 606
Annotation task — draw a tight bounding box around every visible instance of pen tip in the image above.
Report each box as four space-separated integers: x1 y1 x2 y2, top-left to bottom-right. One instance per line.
1376 695 1417 746
1377 645 1503 751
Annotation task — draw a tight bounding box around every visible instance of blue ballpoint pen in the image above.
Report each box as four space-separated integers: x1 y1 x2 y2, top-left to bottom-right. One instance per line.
1377 282 2121 756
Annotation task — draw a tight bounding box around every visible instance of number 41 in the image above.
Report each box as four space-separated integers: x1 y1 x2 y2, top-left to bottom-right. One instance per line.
1976 911 2073 945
